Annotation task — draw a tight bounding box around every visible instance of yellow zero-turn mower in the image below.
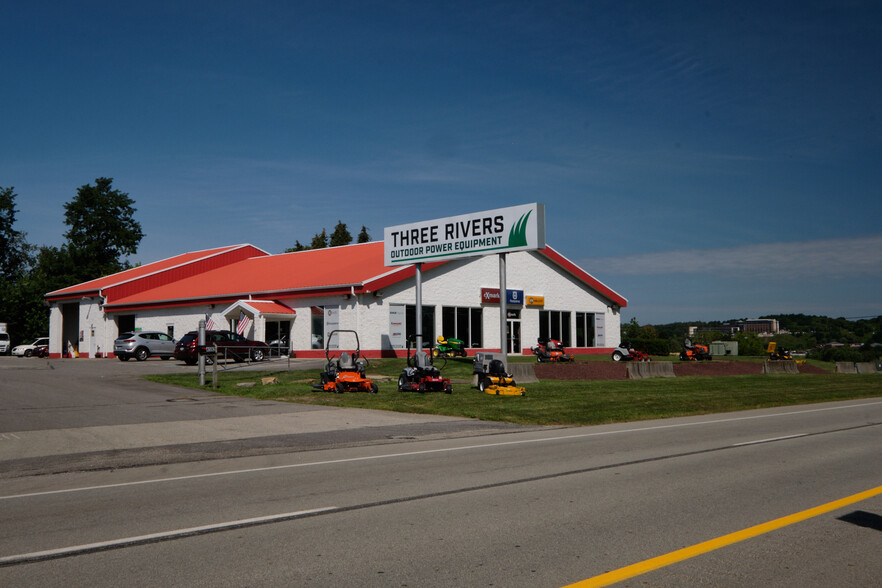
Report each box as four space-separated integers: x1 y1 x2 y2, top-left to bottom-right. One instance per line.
473 353 526 396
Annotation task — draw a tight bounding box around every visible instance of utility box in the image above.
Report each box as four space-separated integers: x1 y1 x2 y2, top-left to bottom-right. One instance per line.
710 341 738 356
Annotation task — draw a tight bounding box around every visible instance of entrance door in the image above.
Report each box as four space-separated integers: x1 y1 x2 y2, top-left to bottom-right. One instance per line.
506 319 521 354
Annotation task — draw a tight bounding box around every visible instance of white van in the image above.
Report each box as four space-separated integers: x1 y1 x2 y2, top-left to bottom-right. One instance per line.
0 332 10 355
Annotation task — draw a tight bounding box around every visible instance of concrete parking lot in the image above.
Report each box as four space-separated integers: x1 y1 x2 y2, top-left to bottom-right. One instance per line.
0 356 535 478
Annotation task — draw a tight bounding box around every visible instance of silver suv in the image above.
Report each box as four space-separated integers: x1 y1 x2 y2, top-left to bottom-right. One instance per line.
114 331 176 361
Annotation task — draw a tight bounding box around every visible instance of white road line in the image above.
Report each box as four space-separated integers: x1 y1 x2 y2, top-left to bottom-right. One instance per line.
732 433 807 446
3 399 881 502
0 506 337 566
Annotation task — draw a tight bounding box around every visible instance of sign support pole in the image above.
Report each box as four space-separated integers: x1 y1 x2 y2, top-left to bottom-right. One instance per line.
198 320 205 386
499 253 507 371
415 263 423 354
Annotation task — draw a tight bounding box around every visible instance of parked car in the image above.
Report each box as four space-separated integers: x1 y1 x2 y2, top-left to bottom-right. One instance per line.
12 337 50 357
174 330 268 365
114 331 176 361
0 332 10 355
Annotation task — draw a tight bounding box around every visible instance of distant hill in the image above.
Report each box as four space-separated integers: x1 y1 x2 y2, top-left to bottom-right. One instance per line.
629 314 881 353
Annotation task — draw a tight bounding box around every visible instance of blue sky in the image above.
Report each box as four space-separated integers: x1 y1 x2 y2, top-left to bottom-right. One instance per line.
3 1 880 324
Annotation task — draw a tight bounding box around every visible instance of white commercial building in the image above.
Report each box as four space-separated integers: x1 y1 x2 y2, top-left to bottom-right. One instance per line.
45 241 626 359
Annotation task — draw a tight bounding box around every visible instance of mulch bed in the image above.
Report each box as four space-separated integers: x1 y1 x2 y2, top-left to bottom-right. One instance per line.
534 362 629 380
534 360 830 380
672 361 762 377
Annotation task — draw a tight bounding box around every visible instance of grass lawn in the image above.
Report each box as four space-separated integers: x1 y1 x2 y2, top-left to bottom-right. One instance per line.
145 357 882 426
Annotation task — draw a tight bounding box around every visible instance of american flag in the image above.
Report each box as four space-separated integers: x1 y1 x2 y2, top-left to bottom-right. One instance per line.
204 313 216 331
236 311 251 335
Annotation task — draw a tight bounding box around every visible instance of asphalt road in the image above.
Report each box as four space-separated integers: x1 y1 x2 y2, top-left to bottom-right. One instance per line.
1 357 880 586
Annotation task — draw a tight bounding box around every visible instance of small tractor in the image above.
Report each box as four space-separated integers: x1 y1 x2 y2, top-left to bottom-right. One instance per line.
473 353 526 396
530 337 575 363
766 341 793 361
434 335 467 358
611 341 651 362
398 335 452 393
313 330 378 393
680 339 712 361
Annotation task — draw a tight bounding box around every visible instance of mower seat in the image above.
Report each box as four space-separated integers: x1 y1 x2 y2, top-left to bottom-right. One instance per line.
414 351 431 369
338 352 355 371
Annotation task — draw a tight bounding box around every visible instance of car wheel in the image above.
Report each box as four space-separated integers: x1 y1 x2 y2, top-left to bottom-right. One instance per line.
251 348 265 362
135 348 149 361
24 349 32 357
118 356 129 362
160 356 170 360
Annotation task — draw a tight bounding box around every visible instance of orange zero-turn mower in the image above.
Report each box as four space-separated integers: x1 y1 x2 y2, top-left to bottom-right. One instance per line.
313 330 378 393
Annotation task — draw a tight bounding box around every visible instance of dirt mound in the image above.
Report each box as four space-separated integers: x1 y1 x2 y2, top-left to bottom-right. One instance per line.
533 362 628 380
673 361 762 377
534 360 831 381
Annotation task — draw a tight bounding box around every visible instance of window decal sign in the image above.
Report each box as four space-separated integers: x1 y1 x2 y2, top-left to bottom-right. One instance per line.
384 203 545 266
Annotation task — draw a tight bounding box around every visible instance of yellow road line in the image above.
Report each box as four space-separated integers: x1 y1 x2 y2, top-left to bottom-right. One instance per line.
565 485 882 588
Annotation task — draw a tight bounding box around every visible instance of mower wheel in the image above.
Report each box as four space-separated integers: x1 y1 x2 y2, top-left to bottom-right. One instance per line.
370 382 379 394
432 349 439 358
445 384 453 394
398 374 407 391
479 377 492 393
612 351 624 361
335 382 345 394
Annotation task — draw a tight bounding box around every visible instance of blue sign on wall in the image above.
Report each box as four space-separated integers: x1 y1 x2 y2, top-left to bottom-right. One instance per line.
507 289 524 305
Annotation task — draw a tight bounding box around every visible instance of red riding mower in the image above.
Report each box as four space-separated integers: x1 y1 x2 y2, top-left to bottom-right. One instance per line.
611 341 651 362
398 335 452 393
313 330 378 393
530 337 575 363
679 339 712 361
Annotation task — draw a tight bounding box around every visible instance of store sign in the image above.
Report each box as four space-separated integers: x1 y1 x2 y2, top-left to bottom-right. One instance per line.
526 295 545 306
481 288 524 305
384 203 545 266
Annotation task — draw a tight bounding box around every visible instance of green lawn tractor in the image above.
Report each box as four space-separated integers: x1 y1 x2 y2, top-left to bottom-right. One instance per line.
434 335 467 358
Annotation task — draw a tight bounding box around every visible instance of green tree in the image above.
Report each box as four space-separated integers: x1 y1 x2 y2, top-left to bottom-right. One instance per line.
0 186 38 342
309 229 328 249
357 225 371 243
0 186 33 279
329 220 352 247
63 177 143 282
621 317 641 341
285 240 308 253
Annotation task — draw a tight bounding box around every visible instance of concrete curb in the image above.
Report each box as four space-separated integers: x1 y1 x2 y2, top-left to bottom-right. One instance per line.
627 362 675 379
763 361 799 374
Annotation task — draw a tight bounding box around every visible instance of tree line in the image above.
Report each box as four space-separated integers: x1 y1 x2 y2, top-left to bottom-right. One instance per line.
285 221 371 252
2 179 375 344
1 179 143 344
622 313 881 359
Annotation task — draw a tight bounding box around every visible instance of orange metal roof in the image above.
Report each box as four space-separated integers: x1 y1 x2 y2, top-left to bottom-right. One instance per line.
83 241 625 311
243 301 297 315
46 244 267 300
105 242 403 308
